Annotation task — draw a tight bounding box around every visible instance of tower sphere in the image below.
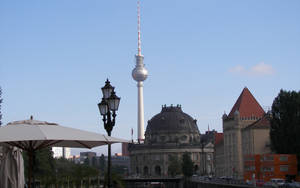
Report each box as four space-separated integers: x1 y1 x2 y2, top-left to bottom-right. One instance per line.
132 66 148 82
132 55 148 82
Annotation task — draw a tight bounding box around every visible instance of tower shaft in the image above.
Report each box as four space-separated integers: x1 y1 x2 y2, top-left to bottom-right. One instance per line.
137 81 145 141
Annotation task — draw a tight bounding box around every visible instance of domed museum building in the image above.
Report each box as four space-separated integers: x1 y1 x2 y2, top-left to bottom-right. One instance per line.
128 105 214 177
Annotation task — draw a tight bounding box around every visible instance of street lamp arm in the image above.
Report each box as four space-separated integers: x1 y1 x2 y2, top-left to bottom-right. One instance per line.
111 110 117 127
102 115 107 125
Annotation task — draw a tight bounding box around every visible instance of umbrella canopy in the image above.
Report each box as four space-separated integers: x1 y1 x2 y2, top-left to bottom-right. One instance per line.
0 117 128 188
0 118 128 150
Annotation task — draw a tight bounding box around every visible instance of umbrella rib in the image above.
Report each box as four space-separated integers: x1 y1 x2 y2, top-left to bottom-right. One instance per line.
17 141 28 150
104 135 109 142
32 140 39 149
29 141 33 150
37 140 62 150
23 141 30 150
75 140 92 149
6 142 26 151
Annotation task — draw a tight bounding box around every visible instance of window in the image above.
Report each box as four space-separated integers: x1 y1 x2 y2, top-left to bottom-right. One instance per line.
181 135 187 141
262 155 274 161
280 165 288 172
279 156 288 161
155 165 161 176
194 153 198 160
245 165 255 171
207 154 211 161
143 166 149 176
262 167 274 172
155 155 160 161
245 156 255 161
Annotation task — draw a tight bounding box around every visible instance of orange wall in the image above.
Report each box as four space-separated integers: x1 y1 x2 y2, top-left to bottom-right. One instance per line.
244 154 298 182
244 154 261 181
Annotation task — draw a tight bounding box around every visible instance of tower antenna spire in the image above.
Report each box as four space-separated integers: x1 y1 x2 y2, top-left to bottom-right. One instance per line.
137 0 142 56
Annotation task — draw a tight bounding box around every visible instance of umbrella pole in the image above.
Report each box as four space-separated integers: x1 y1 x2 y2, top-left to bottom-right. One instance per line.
27 151 33 188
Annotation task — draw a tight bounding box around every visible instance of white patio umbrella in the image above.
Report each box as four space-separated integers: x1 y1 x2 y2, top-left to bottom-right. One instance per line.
0 117 128 188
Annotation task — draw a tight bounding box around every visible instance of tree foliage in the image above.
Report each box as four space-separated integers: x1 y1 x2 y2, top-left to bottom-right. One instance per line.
103 172 125 188
23 147 56 184
23 147 102 187
181 152 194 177
270 90 300 156
99 154 106 172
168 155 181 177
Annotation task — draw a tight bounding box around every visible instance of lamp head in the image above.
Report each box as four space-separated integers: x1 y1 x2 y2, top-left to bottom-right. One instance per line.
101 79 114 99
98 98 108 115
108 91 121 111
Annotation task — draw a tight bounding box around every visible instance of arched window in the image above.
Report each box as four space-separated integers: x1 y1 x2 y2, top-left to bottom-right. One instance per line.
155 165 161 176
194 165 199 173
144 166 149 176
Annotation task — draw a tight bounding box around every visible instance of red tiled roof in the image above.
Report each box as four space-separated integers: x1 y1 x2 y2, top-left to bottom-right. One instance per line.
228 87 265 118
214 133 223 145
243 114 270 130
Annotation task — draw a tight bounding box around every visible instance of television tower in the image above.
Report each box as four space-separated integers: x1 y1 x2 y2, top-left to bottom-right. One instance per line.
132 0 148 142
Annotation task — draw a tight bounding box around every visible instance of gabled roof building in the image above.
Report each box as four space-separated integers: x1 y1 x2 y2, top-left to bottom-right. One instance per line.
220 87 271 179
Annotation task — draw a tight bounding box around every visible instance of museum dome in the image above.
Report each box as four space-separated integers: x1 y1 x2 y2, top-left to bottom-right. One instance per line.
144 105 200 144
145 105 200 134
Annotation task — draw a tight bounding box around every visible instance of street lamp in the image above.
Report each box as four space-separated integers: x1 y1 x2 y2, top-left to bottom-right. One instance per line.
98 79 120 188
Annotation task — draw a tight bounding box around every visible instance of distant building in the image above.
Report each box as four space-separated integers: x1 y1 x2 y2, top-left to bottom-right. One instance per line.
122 143 129 156
52 147 71 159
221 87 271 179
70 155 81 164
129 105 214 177
214 133 224 177
80 151 96 165
244 154 298 182
110 154 130 168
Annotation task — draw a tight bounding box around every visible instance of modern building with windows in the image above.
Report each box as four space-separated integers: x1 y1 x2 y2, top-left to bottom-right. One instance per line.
244 154 298 181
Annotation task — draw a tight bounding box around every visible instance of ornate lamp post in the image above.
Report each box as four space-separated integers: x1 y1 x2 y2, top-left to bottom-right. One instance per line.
98 79 120 188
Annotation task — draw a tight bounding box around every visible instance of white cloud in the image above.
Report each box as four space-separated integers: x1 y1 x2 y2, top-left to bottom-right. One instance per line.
249 62 275 75
229 62 275 76
229 65 246 74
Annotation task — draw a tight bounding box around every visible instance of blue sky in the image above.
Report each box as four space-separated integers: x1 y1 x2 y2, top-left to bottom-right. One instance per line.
1 0 299 155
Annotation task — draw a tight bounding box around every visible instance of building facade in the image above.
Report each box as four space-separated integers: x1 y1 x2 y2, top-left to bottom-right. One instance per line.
129 105 214 177
221 87 267 179
242 114 271 156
